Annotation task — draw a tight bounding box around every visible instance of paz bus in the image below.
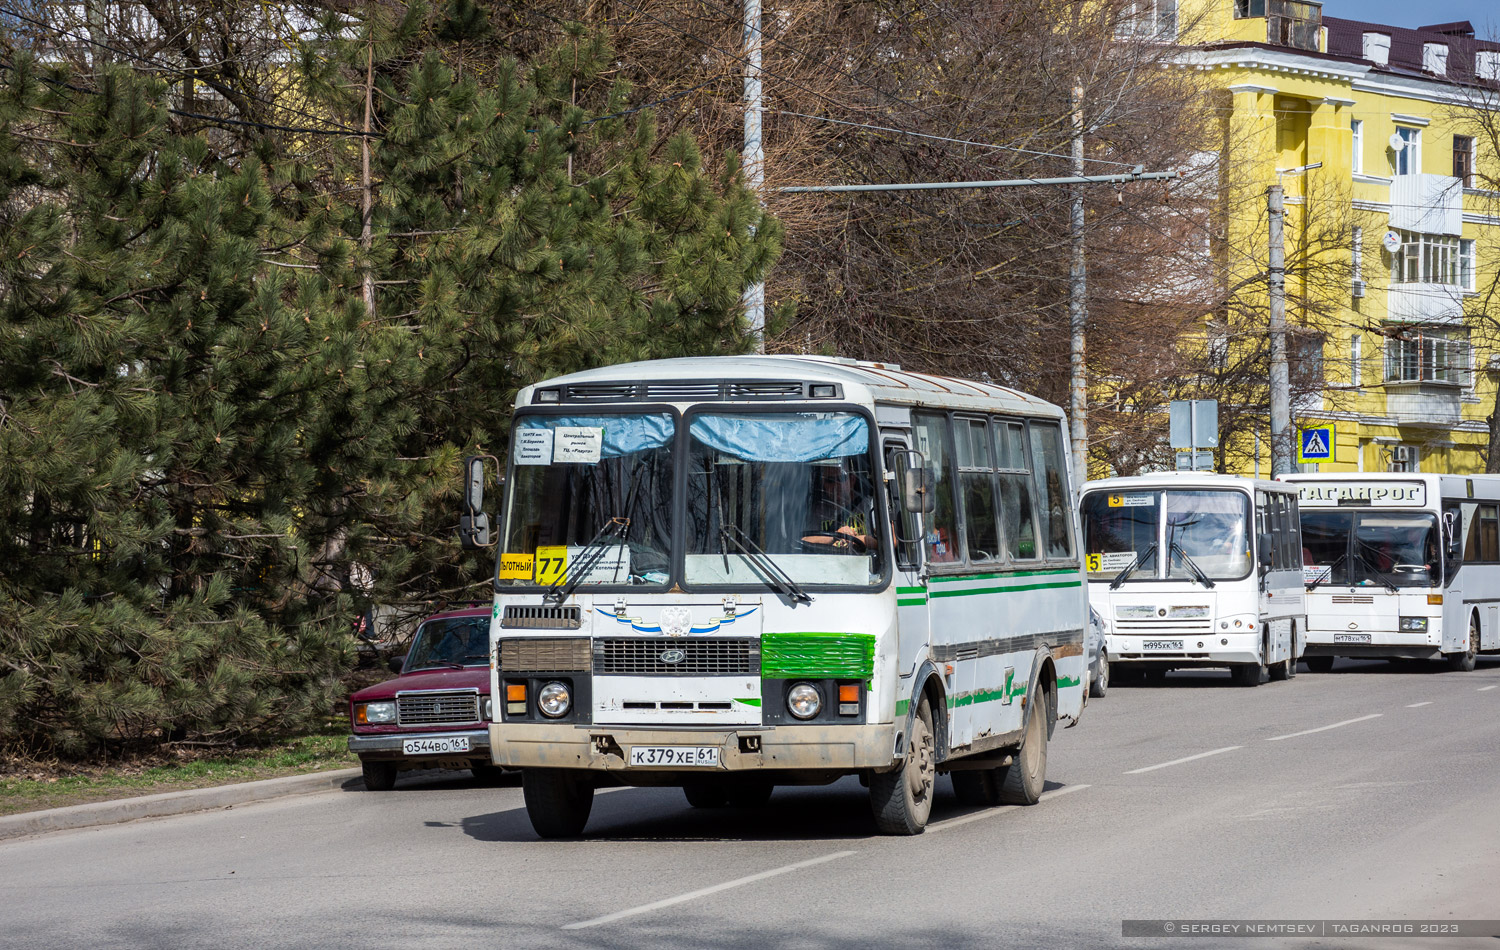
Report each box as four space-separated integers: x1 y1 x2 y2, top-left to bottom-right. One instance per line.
459 356 1088 837
1281 472 1499 672
1079 473 1305 686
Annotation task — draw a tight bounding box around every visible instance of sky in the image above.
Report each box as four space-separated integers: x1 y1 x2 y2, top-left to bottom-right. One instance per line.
1319 0 1499 34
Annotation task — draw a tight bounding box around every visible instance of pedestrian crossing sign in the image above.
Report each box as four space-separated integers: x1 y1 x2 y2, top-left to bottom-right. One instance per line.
1298 426 1334 462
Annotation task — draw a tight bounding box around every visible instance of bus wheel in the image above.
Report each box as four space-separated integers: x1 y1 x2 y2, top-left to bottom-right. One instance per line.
1305 655 1335 673
951 769 1002 807
360 760 398 791
1444 617 1480 673
727 779 775 808
1269 626 1298 681
522 768 594 838
870 696 935 834
682 780 728 808
1230 662 1263 687
998 691 1048 805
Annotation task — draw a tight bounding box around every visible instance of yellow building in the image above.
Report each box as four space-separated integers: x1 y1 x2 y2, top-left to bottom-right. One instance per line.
1177 0 1499 474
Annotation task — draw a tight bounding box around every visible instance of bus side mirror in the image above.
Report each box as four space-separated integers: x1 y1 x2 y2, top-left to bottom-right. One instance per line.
1443 511 1460 556
895 453 936 513
460 455 496 549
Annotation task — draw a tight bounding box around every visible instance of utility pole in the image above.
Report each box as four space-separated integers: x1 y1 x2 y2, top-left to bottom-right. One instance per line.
1267 182 1291 475
1068 86 1089 487
742 0 766 351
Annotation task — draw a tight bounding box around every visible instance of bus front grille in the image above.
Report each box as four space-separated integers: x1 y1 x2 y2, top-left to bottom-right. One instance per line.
500 638 591 672
501 605 582 629
593 638 761 676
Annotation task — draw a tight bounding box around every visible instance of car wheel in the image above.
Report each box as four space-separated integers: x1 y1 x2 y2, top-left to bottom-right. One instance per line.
361 760 398 792
1089 651 1109 699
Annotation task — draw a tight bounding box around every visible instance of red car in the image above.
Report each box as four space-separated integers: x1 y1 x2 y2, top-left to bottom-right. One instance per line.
347 605 502 790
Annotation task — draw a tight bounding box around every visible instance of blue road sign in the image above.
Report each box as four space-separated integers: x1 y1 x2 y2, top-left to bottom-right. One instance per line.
1298 426 1334 462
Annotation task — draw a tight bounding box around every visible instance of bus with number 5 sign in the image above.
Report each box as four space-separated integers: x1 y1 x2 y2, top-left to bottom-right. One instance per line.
1079 473 1305 686
459 356 1089 837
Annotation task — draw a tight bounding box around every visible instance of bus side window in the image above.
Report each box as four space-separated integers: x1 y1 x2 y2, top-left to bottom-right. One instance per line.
884 440 921 571
912 413 960 564
1028 421 1074 559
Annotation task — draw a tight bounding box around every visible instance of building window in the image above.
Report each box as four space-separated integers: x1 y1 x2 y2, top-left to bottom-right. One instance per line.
1454 135 1474 186
1234 0 1265 16
1206 320 1229 370
1291 331 1325 390
1351 119 1363 173
1351 333 1362 387
1118 0 1178 38
1461 239 1475 291
1392 231 1465 285
1383 328 1471 385
1393 126 1421 176
1353 226 1363 281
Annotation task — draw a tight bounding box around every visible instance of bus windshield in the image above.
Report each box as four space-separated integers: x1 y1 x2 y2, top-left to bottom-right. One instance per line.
1081 489 1251 581
684 411 885 588
1301 510 1439 588
501 412 676 588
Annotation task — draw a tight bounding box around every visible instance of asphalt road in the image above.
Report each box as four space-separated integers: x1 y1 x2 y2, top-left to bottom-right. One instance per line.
4 658 1499 950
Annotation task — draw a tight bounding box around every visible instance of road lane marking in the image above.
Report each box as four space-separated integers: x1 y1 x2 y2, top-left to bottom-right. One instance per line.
1407 702 1433 707
925 783 1091 834
1479 685 1498 692
1266 713 1382 742
563 851 856 929
1122 747 1241 775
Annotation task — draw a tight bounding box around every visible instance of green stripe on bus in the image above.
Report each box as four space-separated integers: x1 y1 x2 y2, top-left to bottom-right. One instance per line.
895 698 909 717
929 568 1078 583
897 585 927 594
735 697 762 707
928 580 1083 598
761 632 876 679
1057 675 1080 688
897 598 927 607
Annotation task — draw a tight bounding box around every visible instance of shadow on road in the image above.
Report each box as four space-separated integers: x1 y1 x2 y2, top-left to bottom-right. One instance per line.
459 778 1070 844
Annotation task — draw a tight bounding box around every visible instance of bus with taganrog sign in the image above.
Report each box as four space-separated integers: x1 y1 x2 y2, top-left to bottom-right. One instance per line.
458 355 1089 837
1079 472 1305 686
1281 472 1500 672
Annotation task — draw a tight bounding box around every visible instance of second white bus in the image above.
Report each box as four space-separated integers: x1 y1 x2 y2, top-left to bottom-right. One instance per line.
1080 473 1305 685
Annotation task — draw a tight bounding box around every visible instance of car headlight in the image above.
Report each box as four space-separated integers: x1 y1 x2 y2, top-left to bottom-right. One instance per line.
787 682 822 720
481 696 493 721
537 681 571 718
1399 616 1429 632
357 701 396 725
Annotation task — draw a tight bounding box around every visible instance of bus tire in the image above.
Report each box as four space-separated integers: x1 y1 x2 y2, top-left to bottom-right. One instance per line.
727 779 775 808
1269 624 1297 681
522 768 594 838
998 691 1048 805
951 769 1003 807
683 780 728 808
1230 662 1263 687
1305 655 1335 673
360 760 398 791
1444 617 1480 673
870 696 936 834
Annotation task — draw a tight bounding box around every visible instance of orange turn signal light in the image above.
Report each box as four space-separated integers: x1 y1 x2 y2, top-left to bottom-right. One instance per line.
505 684 527 702
838 684 860 703
1428 594 1444 605
354 705 368 724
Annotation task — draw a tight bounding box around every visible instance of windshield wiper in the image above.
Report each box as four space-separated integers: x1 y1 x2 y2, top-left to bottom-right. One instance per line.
1352 538 1401 593
1109 543 1156 590
1170 542 1216 589
544 516 631 605
720 525 813 605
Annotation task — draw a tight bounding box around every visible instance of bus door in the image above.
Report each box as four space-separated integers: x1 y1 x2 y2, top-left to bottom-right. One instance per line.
1255 490 1299 664
884 433 929 686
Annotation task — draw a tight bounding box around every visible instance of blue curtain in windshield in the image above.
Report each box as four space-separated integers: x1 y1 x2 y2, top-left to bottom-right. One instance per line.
516 414 674 458
689 413 868 462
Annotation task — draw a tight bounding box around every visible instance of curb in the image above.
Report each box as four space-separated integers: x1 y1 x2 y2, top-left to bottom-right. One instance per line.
0 767 364 842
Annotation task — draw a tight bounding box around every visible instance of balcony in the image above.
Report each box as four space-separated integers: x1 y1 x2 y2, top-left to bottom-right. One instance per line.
1384 383 1462 427
1267 0 1321 51
1390 174 1464 236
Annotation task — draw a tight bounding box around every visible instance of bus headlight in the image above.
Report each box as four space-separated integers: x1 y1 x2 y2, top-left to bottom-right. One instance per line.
537 681 571 718
787 683 822 720
1399 616 1429 632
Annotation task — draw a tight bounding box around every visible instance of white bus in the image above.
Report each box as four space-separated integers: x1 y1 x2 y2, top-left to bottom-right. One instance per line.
1282 473 1499 672
460 356 1088 837
1079 473 1305 686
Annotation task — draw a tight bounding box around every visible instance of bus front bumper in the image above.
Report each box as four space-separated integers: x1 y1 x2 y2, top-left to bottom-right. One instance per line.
1304 630 1441 659
488 722 898 772
1107 631 1262 666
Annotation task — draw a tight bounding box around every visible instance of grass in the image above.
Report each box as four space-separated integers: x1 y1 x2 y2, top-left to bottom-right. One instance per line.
0 724 359 817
